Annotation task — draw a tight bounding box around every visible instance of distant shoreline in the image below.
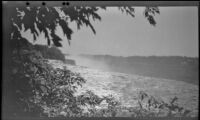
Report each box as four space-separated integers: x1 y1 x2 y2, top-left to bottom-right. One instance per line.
65 54 199 85
64 53 199 59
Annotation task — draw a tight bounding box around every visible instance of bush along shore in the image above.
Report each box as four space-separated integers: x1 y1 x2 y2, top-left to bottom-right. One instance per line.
46 60 198 118
4 38 197 118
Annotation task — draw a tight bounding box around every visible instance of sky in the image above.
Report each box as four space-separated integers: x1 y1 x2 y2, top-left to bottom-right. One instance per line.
23 7 199 57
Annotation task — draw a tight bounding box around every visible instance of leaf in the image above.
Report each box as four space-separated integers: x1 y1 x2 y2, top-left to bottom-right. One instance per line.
152 7 160 14
33 33 37 41
36 21 43 32
47 38 51 46
51 32 62 47
147 15 156 26
59 20 73 40
68 40 71 46
125 9 135 18
171 96 178 104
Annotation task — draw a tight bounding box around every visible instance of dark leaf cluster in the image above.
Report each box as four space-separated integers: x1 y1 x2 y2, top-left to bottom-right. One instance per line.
34 44 66 62
144 7 160 26
10 6 159 47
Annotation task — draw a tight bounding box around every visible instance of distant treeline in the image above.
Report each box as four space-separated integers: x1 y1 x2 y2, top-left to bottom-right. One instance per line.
80 54 198 66
34 44 66 62
79 54 199 84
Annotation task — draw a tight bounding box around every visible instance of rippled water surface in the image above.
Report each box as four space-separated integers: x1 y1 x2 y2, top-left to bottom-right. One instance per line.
49 59 199 116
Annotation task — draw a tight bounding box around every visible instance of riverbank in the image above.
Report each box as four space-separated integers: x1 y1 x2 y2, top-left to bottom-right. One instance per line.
48 59 199 117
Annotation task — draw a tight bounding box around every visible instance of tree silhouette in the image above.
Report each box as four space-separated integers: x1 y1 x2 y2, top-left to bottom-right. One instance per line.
7 5 159 47
2 3 160 118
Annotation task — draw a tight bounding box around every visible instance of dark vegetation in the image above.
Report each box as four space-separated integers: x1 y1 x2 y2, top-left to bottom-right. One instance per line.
80 54 199 84
2 2 196 118
34 44 66 62
34 44 76 65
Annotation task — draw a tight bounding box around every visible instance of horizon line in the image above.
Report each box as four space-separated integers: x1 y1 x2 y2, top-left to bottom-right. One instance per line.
64 53 199 58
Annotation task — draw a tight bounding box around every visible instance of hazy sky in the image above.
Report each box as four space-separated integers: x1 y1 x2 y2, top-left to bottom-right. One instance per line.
24 7 199 57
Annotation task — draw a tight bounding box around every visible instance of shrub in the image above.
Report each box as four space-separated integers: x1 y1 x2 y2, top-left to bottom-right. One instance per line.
6 37 121 117
78 91 192 117
5 36 193 118
5 37 87 117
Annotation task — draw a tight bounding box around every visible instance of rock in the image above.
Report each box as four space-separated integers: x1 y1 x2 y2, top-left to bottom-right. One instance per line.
64 59 76 65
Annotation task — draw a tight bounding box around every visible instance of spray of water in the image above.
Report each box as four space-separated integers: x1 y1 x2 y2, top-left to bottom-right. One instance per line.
65 55 112 72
